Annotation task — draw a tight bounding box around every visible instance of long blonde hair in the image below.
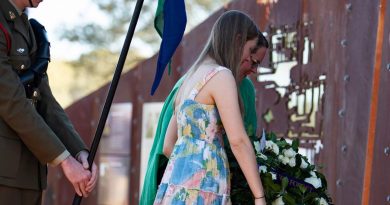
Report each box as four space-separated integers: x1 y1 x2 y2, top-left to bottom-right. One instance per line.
179 10 260 111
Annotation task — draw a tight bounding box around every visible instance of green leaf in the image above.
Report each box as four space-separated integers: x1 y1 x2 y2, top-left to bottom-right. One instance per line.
277 140 289 149
281 177 289 190
283 193 297 205
298 184 307 194
292 139 299 151
270 133 277 141
303 192 318 203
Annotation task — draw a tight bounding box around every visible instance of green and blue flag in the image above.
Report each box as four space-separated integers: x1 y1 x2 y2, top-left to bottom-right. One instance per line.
151 0 187 95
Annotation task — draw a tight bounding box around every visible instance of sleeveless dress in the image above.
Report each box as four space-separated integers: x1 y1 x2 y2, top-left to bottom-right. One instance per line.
153 67 232 205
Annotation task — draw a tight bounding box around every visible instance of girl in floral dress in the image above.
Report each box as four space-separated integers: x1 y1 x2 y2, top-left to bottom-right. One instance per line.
154 10 266 205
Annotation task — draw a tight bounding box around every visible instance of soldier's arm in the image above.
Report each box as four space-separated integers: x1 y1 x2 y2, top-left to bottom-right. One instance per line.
0 32 66 164
37 76 87 156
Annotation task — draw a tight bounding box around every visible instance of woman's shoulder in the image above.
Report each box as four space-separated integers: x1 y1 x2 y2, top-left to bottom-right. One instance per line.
206 67 238 101
207 66 236 88
214 65 232 73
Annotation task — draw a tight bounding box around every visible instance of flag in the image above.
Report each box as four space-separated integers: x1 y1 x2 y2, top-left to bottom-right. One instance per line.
151 0 187 95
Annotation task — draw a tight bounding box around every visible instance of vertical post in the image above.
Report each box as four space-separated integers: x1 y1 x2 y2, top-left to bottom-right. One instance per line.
361 0 387 204
72 0 144 204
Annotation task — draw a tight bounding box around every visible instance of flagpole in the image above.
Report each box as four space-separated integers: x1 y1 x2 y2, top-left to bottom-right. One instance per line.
72 0 144 204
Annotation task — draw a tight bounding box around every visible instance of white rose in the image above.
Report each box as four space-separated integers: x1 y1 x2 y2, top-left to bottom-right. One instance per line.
265 140 273 150
259 153 268 160
304 177 322 189
316 197 328 205
278 155 284 161
254 141 261 154
283 148 296 158
288 157 296 167
272 196 285 205
281 156 290 165
271 172 277 180
300 159 308 169
259 165 267 174
272 143 280 155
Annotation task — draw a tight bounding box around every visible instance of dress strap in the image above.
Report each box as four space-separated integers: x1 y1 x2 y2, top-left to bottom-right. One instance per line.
188 66 229 100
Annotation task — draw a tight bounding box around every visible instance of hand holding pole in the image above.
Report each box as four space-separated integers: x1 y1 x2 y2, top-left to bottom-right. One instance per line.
72 0 145 204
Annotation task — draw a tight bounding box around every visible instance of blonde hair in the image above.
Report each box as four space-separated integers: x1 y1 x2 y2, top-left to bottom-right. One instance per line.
180 10 260 111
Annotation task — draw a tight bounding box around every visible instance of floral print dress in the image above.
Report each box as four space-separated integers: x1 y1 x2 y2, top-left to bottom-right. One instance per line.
154 67 231 205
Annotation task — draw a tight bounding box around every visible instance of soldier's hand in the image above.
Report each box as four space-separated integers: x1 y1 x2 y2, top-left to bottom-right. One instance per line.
76 150 90 169
86 162 98 193
77 151 98 193
60 156 92 197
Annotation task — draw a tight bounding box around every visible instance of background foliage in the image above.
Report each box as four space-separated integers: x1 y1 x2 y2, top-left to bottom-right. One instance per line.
49 0 229 107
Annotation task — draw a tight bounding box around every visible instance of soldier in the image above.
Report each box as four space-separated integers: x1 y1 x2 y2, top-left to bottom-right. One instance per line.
0 0 97 204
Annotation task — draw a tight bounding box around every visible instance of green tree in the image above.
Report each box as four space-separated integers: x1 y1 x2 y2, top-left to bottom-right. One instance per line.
57 0 229 104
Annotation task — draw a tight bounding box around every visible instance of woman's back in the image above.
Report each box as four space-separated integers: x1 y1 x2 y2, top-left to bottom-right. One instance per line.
154 64 232 205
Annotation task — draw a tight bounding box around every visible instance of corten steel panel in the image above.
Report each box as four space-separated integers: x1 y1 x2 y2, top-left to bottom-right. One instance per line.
308 1 348 204
311 0 385 204
338 1 382 204
370 1 390 204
